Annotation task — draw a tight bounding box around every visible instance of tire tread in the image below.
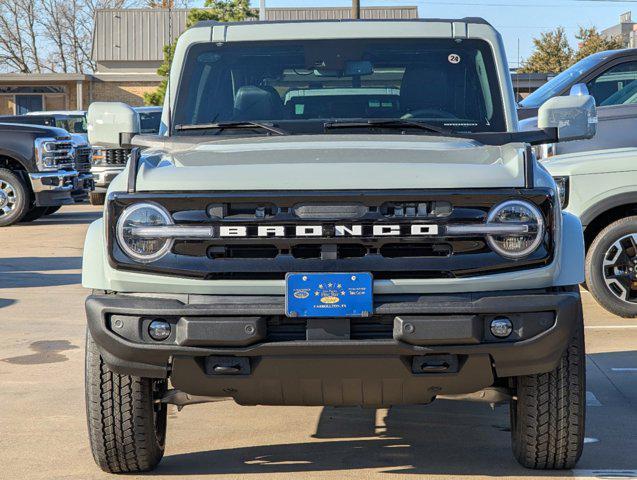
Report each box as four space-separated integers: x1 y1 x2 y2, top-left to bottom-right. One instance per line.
512 328 585 469
85 331 165 473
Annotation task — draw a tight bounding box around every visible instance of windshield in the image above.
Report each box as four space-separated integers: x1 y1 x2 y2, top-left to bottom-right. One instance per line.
519 52 609 108
55 116 87 134
174 38 506 134
138 111 162 134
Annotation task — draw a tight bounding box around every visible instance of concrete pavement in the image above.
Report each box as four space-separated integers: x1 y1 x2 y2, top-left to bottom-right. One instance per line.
1 204 636 480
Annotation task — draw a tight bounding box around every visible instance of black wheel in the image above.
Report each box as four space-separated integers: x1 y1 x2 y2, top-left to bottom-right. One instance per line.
20 206 49 223
89 191 106 206
85 329 167 473
0 168 29 227
510 325 585 469
45 205 62 215
586 216 637 317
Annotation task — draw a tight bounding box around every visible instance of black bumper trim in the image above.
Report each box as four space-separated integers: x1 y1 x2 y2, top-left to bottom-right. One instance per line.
86 289 582 381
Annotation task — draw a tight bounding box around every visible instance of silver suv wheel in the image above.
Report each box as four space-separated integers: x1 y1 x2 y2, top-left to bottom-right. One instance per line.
0 179 17 216
603 233 637 303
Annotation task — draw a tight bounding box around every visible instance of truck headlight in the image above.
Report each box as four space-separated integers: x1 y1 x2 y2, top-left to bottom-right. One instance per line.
116 203 173 262
486 200 545 259
553 176 569 209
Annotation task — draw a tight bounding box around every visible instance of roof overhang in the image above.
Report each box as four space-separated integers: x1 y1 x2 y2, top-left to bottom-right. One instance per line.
0 73 86 82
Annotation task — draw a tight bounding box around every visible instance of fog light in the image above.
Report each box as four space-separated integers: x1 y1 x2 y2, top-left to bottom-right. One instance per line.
490 317 513 338
148 320 171 341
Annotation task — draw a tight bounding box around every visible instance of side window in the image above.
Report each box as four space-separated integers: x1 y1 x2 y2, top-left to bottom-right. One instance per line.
587 61 637 106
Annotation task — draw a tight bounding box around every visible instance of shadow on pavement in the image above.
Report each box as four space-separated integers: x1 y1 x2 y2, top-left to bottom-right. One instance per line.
0 257 82 288
0 256 82 272
158 350 637 476
0 298 16 309
17 210 101 227
1 340 79 365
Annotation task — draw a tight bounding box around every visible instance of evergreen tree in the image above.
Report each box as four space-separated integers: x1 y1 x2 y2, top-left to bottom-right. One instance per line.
144 0 256 106
518 27 574 74
574 26 624 62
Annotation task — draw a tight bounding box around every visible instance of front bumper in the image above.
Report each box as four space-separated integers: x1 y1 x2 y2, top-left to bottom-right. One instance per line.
91 165 124 191
29 170 77 207
71 173 95 202
86 288 582 406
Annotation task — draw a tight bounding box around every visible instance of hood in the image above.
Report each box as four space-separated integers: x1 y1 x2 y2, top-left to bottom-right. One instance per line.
543 147 637 177
133 134 528 192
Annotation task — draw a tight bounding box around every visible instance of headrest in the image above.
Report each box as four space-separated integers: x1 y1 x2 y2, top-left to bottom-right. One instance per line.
234 86 276 120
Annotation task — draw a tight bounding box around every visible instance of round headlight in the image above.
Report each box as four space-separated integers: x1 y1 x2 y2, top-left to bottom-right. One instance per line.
116 203 173 262
486 200 545 259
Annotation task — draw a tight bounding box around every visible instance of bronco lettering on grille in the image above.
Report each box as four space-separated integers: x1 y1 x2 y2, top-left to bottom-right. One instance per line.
218 224 439 238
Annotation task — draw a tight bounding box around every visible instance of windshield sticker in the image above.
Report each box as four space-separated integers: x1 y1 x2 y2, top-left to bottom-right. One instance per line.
448 54 461 64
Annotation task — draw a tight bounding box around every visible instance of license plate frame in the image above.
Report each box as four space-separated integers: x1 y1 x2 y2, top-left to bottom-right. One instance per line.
285 272 373 318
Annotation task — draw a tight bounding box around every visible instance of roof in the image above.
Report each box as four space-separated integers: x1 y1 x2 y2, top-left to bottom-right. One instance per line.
0 73 86 81
92 7 419 62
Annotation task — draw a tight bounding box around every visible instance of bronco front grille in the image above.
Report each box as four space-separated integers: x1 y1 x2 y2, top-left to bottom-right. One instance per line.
107 189 555 280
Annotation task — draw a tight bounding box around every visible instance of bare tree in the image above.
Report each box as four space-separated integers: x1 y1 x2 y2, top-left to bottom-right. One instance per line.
0 0 143 73
0 0 43 73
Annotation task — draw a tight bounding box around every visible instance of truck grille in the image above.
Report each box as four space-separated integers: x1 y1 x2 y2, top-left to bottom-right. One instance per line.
104 148 130 165
47 141 75 169
107 189 555 280
75 146 92 173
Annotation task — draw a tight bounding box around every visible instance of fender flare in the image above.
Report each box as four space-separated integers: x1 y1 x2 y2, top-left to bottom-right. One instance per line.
0 148 31 170
580 192 637 228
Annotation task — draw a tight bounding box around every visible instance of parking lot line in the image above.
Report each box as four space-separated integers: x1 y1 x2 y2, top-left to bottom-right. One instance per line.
585 325 637 329
572 471 637 479
586 391 602 406
611 368 637 372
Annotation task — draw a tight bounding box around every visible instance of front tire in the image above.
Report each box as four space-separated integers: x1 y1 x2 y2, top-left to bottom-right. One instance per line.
20 206 49 223
510 326 585 469
586 216 637 317
89 191 106 206
85 330 167 473
0 168 29 226
45 205 61 215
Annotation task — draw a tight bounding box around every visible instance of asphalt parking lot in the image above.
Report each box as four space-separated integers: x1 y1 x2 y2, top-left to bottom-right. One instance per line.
1 204 636 480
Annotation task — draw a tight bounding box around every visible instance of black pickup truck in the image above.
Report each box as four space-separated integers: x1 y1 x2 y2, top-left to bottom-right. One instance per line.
0 122 80 226
0 114 94 203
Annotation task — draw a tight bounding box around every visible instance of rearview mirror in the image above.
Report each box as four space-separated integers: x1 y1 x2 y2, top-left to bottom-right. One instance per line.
538 95 597 142
87 102 139 148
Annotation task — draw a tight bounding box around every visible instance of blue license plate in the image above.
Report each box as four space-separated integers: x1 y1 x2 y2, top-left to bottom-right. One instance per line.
285 272 373 318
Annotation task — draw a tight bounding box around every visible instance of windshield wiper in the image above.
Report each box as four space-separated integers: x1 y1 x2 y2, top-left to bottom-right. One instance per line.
323 119 451 135
174 121 289 136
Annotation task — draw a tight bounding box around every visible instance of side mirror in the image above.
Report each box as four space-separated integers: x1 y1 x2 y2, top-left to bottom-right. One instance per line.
538 95 597 142
569 83 589 96
87 102 140 148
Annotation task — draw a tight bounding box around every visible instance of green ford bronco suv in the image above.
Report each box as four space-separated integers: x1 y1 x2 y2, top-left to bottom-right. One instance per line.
83 18 597 473
545 147 637 317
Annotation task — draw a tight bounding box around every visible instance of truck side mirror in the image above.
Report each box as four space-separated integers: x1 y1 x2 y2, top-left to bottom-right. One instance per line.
569 83 589 96
87 102 140 148
538 95 597 142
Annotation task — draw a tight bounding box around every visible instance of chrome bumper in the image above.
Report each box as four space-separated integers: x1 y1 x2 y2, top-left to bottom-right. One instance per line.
29 170 78 193
92 165 124 188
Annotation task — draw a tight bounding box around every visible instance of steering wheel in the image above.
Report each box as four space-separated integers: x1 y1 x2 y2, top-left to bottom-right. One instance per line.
401 109 458 120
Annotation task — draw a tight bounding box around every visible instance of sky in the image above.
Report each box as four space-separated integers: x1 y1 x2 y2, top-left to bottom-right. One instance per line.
242 0 636 67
